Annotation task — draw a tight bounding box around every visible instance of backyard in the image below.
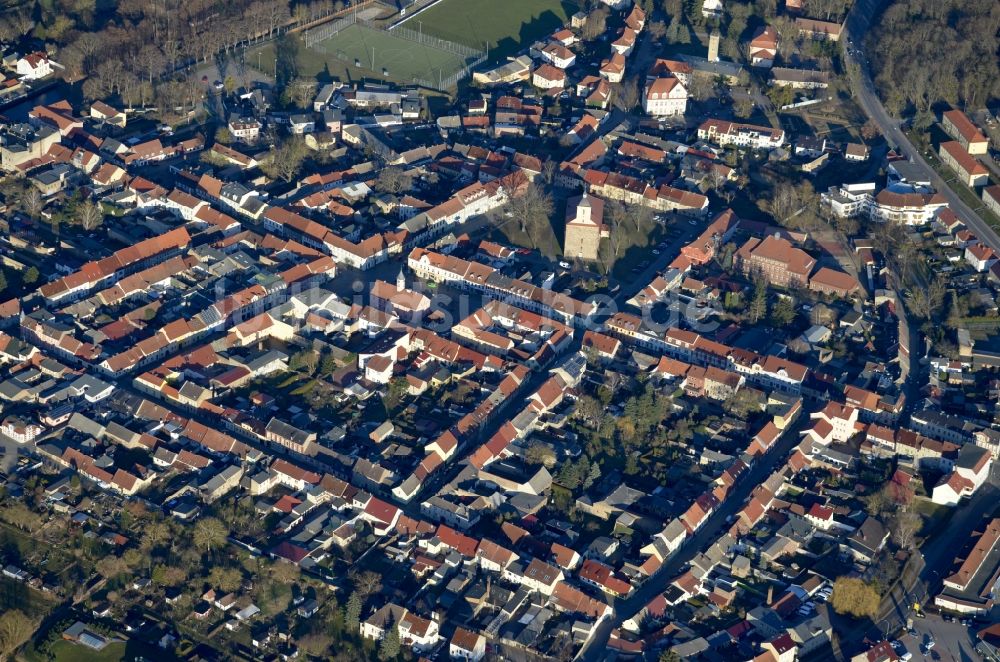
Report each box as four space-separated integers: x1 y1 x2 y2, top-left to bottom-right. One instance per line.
45 641 127 662
404 0 576 60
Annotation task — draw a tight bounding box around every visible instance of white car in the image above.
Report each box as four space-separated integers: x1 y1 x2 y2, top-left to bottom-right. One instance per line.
558 261 570 269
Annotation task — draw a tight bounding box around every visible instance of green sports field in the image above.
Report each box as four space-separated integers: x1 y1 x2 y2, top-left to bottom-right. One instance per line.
311 23 469 85
406 0 576 60
251 23 470 88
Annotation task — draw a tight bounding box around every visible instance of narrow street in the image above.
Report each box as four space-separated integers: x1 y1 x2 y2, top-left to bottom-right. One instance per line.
576 415 811 661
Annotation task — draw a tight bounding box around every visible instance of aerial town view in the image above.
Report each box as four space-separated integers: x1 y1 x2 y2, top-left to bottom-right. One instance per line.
0 0 997 660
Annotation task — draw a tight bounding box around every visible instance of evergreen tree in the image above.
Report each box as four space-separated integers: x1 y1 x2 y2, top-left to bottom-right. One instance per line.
379 624 401 661
583 461 601 490
749 277 767 323
769 298 796 327
344 591 363 633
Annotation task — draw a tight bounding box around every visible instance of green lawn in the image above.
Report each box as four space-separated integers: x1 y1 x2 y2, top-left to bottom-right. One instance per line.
408 0 576 60
249 25 468 89
47 640 126 662
493 213 562 259
913 498 953 538
310 23 469 85
0 577 57 620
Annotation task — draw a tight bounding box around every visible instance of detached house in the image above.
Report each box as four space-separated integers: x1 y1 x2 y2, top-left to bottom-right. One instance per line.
932 444 992 506
532 64 567 90
540 42 576 69
600 53 627 83
17 52 53 80
966 242 998 272
611 28 638 56
398 611 441 652
749 26 778 68
90 101 126 127
625 4 646 31
845 517 889 563
644 77 687 117
450 628 486 661
228 118 261 143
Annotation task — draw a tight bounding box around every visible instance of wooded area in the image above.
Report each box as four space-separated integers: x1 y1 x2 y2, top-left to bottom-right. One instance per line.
0 0 347 109
867 0 1000 115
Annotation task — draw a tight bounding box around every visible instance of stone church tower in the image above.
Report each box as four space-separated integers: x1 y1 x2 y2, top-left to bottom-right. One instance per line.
563 192 607 262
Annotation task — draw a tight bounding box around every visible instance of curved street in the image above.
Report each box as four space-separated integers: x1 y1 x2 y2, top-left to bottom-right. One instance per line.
843 0 1000 252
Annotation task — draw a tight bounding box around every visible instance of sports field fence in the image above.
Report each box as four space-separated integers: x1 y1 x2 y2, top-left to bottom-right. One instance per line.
302 13 485 90
302 12 359 47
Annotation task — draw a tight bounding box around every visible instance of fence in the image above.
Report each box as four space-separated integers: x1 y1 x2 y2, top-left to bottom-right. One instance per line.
303 12 358 47
403 55 485 89
376 19 485 89
302 12 486 90
385 22 484 60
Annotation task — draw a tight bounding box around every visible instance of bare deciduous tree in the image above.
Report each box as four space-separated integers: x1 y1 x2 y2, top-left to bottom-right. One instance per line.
351 569 383 598
891 511 922 550
21 187 43 220
614 76 640 111
505 181 554 239
262 137 309 183
907 275 946 320
79 200 104 231
581 7 609 41
373 166 412 195
0 610 36 659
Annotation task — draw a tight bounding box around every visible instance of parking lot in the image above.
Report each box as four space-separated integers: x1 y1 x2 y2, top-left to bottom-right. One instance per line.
892 614 985 662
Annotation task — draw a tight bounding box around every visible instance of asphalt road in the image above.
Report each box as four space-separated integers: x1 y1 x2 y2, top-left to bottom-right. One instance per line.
843 0 1000 253
908 614 981 662
833 462 1000 658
